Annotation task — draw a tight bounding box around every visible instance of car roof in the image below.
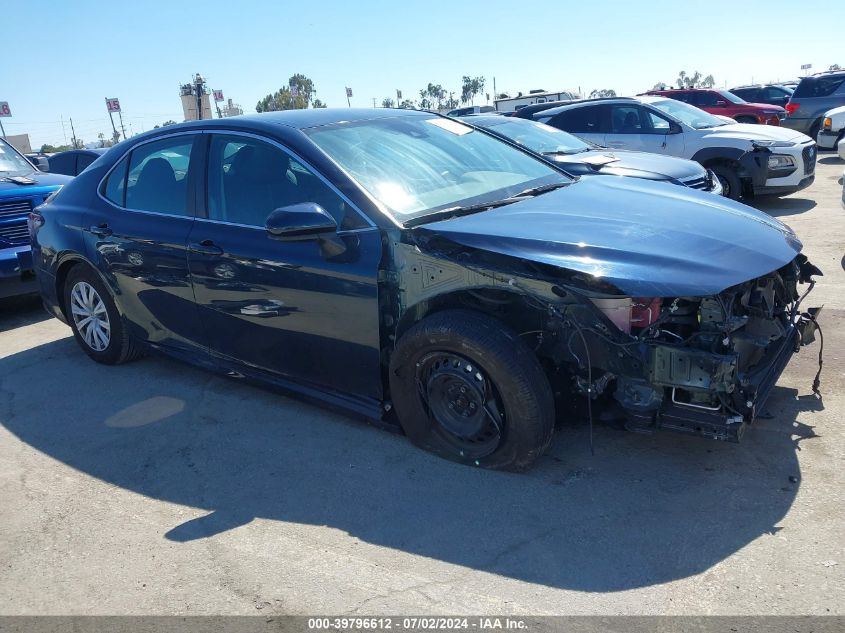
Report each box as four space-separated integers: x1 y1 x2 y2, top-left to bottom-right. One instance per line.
51 148 108 158
534 96 645 118
219 107 428 130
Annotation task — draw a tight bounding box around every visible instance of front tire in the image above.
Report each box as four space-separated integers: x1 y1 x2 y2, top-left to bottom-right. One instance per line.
389 310 555 471
64 265 142 365
710 165 743 201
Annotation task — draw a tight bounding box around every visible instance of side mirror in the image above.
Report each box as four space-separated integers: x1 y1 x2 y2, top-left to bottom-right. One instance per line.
265 203 337 239
668 122 683 135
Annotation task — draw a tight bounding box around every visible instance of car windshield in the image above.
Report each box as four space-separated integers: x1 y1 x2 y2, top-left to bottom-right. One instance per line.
649 99 728 129
0 139 36 177
719 90 746 104
479 118 593 155
305 115 569 223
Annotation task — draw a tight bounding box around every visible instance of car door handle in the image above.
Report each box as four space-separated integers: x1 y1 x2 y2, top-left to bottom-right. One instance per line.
89 223 113 238
189 239 224 256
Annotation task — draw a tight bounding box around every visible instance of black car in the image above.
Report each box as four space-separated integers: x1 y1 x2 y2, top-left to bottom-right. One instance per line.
32 108 821 470
464 115 722 194
730 84 793 108
47 148 108 176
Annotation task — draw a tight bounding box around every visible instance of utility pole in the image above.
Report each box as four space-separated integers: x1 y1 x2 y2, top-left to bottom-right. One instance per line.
0 119 5 138
194 74 204 120
106 101 119 141
372 97 377 108
70 118 79 149
118 110 127 139
493 77 497 111
60 116 67 144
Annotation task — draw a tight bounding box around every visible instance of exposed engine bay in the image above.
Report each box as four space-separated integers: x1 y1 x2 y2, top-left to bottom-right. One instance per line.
541 254 823 441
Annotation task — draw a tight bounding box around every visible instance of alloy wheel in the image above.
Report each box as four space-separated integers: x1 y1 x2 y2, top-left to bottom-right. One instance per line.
70 281 111 352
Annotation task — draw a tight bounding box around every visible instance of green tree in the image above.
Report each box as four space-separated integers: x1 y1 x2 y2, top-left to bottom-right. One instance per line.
460 76 486 105
676 71 715 89
40 143 73 153
589 88 617 98
312 99 327 108
398 99 416 109
381 97 395 108
830 64 842 71
154 120 177 129
256 74 317 112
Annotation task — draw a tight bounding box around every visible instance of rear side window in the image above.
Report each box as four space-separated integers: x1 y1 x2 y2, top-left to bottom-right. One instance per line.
548 106 604 133
103 156 129 205
793 75 845 98
689 91 719 106
76 153 97 174
125 136 196 216
48 153 76 176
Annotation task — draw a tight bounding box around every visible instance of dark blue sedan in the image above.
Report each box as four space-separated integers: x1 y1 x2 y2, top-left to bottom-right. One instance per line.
32 108 821 470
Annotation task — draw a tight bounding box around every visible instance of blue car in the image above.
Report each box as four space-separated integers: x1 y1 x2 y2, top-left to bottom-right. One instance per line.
31 109 821 470
0 138 71 299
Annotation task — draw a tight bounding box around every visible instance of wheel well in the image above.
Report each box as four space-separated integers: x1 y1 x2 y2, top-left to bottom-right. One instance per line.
54 259 90 320
734 115 757 123
394 288 550 353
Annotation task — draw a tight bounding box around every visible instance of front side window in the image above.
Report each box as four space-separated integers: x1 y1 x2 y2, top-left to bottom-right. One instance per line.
304 115 568 223
206 135 366 229
610 105 643 133
123 136 196 215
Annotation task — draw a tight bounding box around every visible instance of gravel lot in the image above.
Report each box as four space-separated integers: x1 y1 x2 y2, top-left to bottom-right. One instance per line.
1 158 843 616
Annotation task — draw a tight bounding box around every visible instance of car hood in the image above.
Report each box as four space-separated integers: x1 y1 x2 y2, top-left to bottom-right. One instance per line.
414 176 802 297
824 104 845 120
550 149 705 182
702 123 810 144
0 171 71 200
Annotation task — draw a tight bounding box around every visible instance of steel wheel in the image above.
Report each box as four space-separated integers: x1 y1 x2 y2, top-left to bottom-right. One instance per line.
416 352 504 460
70 281 111 352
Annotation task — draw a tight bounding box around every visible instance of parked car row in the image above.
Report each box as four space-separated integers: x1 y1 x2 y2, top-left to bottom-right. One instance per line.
24 107 822 471
528 96 816 200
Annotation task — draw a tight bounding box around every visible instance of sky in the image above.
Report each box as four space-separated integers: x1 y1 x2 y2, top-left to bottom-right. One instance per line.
3 0 842 149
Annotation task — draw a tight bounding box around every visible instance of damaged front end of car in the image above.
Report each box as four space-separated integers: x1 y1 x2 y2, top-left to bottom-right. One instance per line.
389 230 822 443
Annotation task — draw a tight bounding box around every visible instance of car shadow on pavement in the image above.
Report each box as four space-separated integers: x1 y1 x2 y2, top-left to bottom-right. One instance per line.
818 156 843 166
750 197 817 217
0 295 51 331
1 322 830 594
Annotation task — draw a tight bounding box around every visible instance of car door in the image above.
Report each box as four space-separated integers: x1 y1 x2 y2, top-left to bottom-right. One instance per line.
85 133 206 354
187 132 384 400
603 104 670 153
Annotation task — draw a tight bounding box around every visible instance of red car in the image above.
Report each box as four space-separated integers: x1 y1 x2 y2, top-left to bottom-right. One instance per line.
642 89 786 125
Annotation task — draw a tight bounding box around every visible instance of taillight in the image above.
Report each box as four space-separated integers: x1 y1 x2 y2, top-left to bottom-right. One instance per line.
785 102 800 114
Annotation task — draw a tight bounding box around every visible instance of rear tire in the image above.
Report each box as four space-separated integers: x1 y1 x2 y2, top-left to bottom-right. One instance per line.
389 310 555 471
710 165 743 201
808 119 821 141
64 265 142 365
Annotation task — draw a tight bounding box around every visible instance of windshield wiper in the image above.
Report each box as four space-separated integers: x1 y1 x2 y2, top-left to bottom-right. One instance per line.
403 197 521 228
511 181 570 198
404 181 570 228
542 149 590 156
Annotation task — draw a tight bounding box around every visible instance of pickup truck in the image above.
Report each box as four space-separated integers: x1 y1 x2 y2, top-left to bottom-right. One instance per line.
1 137 71 298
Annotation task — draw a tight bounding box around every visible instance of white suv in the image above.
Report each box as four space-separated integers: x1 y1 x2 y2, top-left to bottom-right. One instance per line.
817 104 845 151
536 96 817 200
